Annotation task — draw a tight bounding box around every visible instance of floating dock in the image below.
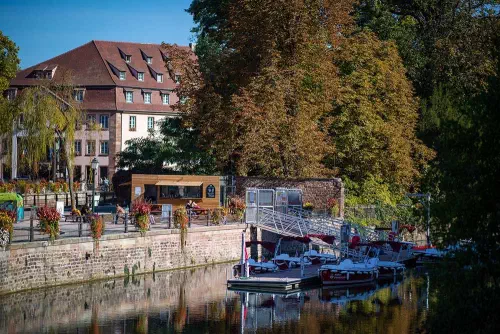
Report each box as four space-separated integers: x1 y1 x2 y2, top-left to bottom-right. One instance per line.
227 265 322 292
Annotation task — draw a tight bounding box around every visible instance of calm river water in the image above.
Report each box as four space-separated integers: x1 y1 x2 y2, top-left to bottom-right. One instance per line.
0 264 432 333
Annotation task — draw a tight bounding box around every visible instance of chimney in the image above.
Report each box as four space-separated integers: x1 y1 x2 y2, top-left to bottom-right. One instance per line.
189 42 196 52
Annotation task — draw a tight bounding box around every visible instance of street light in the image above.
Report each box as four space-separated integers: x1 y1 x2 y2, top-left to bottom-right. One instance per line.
91 157 99 212
407 193 431 247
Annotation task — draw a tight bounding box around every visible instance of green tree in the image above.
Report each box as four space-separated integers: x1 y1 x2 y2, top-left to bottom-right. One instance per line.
0 74 83 209
170 0 431 186
356 0 498 99
116 117 217 175
0 31 19 97
327 31 434 192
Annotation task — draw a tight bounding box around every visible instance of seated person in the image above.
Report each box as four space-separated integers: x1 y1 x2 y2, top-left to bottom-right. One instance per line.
114 204 126 224
185 200 194 210
80 205 91 215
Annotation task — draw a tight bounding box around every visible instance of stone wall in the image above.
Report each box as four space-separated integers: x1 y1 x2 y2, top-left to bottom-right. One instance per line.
235 176 344 215
0 224 248 295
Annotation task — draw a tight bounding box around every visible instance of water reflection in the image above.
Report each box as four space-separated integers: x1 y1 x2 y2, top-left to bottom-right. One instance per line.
0 264 431 333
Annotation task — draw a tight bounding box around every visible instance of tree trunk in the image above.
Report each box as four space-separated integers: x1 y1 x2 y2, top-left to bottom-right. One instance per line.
59 137 76 210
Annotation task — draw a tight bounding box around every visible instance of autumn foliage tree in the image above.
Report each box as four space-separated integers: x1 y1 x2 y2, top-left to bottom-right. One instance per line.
163 0 432 197
326 31 434 192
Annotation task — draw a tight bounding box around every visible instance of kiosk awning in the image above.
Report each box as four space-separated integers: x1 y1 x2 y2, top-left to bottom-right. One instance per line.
155 181 203 186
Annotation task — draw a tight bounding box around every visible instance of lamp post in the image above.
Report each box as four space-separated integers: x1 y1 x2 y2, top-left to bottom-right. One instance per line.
91 158 99 212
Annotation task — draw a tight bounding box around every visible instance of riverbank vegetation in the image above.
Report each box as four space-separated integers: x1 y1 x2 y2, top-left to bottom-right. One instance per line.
175 1 498 331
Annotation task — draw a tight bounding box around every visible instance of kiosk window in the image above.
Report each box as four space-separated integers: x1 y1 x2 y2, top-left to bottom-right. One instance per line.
160 186 202 199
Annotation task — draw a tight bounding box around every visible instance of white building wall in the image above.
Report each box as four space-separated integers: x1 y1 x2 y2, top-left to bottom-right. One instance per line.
121 113 169 149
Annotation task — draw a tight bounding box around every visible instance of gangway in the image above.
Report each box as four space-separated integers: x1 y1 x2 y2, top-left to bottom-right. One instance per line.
245 188 385 246
256 207 341 242
287 207 384 242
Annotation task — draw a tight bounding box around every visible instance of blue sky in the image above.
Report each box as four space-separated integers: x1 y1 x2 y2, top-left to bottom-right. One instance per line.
0 0 195 69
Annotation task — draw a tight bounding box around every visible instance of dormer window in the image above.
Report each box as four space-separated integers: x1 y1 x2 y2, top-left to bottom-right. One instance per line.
156 74 163 83
74 89 85 102
125 55 132 63
144 92 152 104
138 72 144 81
174 74 181 84
146 57 152 64
119 71 126 80
31 64 57 80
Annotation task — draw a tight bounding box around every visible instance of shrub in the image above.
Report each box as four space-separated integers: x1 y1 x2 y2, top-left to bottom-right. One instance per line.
131 200 152 235
327 198 339 217
303 202 314 211
229 197 246 220
211 207 228 225
0 210 16 240
37 206 60 240
173 207 189 250
88 213 105 240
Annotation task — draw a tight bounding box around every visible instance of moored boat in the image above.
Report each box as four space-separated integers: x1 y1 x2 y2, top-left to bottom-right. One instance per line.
374 241 417 267
413 246 447 265
377 260 405 278
319 258 379 285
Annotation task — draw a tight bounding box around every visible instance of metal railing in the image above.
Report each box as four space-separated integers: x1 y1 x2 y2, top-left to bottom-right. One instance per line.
6 208 241 244
255 207 340 241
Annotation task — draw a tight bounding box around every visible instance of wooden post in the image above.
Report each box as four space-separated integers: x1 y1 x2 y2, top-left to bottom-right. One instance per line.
168 211 172 229
124 213 128 233
188 209 192 228
29 209 34 242
78 221 83 237
207 210 210 226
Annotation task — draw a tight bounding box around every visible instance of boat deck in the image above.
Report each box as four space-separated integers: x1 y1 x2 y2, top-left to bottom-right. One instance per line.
227 265 321 292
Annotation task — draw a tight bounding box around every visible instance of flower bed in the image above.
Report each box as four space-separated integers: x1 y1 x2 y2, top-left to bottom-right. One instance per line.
0 179 76 194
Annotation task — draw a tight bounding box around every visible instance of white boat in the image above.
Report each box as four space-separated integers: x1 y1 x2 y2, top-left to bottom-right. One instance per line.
304 250 337 264
413 247 447 264
319 258 378 285
272 253 312 270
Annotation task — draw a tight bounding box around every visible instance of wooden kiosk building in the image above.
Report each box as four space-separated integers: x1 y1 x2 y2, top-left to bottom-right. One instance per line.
129 174 221 209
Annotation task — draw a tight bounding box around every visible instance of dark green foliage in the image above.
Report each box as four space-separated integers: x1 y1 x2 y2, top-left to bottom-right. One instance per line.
0 31 19 96
116 118 217 175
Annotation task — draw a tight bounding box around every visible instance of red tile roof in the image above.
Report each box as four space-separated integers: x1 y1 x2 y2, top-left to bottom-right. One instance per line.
10 40 192 112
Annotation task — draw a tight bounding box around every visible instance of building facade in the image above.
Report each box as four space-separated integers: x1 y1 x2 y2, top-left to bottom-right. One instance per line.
2 40 190 182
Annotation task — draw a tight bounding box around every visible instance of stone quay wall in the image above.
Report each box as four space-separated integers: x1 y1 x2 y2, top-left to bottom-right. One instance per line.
235 176 344 215
0 224 248 295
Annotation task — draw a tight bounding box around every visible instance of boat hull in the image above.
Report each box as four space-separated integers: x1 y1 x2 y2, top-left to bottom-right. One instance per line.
319 269 377 285
377 266 405 278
